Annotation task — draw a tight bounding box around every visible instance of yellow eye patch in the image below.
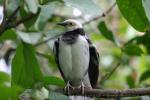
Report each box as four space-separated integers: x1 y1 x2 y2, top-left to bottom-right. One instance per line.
68 22 74 26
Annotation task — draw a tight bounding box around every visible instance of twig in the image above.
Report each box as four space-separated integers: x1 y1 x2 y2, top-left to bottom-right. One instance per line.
0 4 20 35
14 14 36 27
2 0 7 24
100 60 121 84
35 33 62 47
6 6 20 23
0 13 37 34
0 6 39 35
83 2 116 25
58 87 150 98
33 2 116 47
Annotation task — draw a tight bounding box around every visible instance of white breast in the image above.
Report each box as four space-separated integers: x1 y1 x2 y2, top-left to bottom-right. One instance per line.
58 35 89 83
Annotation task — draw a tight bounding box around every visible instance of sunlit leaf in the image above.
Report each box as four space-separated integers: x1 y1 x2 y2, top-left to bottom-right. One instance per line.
32 87 49 99
43 76 65 87
117 0 149 32
136 31 150 54
17 31 42 44
19 87 48 99
49 92 70 100
123 44 143 56
90 33 104 42
25 0 38 14
12 43 43 88
140 70 150 82
63 0 102 16
98 21 119 46
142 0 150 22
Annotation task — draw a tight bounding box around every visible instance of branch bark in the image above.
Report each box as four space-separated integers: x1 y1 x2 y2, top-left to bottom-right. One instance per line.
0 5 38 35
60 87 150 98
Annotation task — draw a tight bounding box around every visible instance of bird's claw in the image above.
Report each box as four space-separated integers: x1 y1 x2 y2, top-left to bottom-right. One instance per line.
65 81 85 95
64 81 73 95
80 81 85 95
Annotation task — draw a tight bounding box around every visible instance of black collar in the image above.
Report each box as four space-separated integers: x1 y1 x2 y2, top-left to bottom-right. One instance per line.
64 28 85 35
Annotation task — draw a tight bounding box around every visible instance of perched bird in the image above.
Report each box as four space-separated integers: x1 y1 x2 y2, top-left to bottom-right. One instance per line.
53 19 99 96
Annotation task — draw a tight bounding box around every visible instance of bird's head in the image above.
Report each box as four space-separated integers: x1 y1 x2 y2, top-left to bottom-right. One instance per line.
57 19 83 31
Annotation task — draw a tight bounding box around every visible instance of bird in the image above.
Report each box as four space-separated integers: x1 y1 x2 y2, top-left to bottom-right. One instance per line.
53 19 99 97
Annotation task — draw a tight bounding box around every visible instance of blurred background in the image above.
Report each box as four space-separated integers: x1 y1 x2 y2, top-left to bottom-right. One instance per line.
0 0 150 99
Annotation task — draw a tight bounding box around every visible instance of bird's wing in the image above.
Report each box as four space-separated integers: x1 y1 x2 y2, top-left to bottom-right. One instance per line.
86 37 100 88
53 39 67 82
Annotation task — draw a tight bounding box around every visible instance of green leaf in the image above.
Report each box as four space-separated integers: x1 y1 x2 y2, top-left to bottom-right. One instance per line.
11 43 43 88
0 84 11 100
126 75 135 88
123 44 143 56
43 76 65 87
35 2 57 30
0 72 10 83
49 92 70 100
98 21 119 46
116 0 149 32
20 6 39 30
25 0 38 14
132 31 150 54
138 31 150 54
140 70 150 82
11 85 23 100
17 31 42 44
0 29 17 41
90 33 104 42
7 0 20 16
142 0 150 22
63 0 102 16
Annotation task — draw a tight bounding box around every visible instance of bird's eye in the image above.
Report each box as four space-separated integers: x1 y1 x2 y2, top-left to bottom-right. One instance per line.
69 22 73 26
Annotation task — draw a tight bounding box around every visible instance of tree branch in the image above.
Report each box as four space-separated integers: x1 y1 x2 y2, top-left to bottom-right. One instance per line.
2 0 7 24
6 6 20 23
0 5 39 35
83 2 116 25
59 87 150 98
35 33 62 47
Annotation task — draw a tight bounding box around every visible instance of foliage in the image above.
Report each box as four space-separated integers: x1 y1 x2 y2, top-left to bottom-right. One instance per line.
0 0 150 99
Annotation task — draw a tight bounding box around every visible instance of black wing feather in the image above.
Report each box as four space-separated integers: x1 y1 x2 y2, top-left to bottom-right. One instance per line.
53 39 67 83
87 38 100 88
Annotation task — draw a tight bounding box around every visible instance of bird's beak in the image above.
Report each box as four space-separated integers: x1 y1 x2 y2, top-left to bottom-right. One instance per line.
57 22 67 26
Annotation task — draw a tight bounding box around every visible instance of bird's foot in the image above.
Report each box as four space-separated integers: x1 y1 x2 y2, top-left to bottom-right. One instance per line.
64 81 86 95
79 81 85 95
64 81 74 95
